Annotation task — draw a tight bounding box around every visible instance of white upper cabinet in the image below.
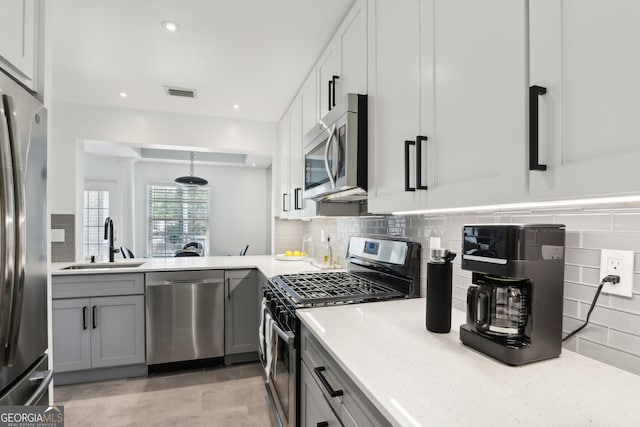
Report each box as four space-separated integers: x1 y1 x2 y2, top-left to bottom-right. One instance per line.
423 0 527 209
366 0 423 214
301 67 318 138
317 0 368 119
0 0 38 90
529 0 640 201
317 40 338 119
277 113 291 219
335 0 368 104
368 0 527 213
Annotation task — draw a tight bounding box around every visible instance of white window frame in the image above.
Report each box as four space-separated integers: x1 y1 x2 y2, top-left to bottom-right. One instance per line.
83 180 119 262
146 183 211 257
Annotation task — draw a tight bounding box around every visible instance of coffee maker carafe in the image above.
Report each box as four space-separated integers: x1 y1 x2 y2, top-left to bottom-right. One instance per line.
460 224 565 365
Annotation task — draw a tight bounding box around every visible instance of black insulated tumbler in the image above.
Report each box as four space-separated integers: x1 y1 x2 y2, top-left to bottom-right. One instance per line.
426 248 457 333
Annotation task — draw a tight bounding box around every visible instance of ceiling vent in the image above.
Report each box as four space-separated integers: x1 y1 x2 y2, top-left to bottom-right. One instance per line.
165 86 197 98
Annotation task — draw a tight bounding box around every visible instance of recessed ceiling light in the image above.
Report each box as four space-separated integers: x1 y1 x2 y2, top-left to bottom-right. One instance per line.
162 21 180 32
251 162 256 167
233 104 240 110
119 92 128 98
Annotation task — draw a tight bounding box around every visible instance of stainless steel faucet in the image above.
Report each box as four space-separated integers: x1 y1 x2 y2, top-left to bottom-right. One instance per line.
104 217 118 262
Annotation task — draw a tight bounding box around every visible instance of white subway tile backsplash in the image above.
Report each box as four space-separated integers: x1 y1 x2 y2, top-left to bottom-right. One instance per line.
564 265 580 282
581 266 603 286
554 213 612 231
579 304 640 336
582 231 640 252
609 293 640 314
565 231 581 248
564 299 579 317
578 339 640 376
562 316 609 344
613 213 640 232
564 248 600 267
609 329 640 356
564 282 602 301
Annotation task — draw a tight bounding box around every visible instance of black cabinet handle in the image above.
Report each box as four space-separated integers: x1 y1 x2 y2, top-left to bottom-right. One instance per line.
328 80 333 112
294 188 301 210
331 75 339 108
404 140 415 192
529 85 547 171
317 423 329 427
416 135 429 190
92 306 97 329
314 366 343 397
82 306 88 330
282 193 288 212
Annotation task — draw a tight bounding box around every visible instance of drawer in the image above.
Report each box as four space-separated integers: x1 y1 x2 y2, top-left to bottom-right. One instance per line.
52 274 144 299
300 325 391 427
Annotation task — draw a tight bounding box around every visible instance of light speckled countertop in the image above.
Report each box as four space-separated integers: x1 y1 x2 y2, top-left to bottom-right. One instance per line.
51 255 327 278
297 298 640 427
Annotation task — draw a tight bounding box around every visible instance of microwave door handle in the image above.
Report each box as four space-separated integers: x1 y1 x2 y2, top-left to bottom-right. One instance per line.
3 95 26 366
0 95 16 364
324 124 337 188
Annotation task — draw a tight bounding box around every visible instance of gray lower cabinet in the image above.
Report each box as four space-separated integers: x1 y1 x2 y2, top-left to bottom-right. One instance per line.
301 324 391 427
224 269 259 363
52 274 146 383
300 362 340 427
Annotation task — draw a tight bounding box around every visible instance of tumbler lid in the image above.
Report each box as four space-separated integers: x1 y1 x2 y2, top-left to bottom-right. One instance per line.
430 248 449 262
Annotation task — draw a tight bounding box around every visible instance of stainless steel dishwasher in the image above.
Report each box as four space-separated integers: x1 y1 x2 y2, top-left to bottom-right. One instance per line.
145 270 224 365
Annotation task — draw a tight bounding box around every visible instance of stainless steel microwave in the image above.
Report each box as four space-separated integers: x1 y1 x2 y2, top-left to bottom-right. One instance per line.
303 93 367 202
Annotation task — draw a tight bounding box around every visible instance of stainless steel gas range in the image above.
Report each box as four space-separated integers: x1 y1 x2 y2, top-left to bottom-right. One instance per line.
259 236 421 427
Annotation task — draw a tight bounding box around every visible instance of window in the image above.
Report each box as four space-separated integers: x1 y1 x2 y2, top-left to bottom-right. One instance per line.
147 185 210 257
83 190 110 260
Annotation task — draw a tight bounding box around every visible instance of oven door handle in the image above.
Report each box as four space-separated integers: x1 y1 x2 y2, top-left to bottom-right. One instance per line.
323 124 337 189
272 320 294 345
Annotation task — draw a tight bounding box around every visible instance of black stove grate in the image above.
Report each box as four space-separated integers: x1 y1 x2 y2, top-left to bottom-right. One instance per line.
272 272 403 306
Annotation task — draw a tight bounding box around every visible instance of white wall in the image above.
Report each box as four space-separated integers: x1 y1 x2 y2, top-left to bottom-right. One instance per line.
49 102 278 214
134 162 269 257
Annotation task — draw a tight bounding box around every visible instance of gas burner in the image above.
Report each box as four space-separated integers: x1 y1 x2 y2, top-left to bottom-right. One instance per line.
272 272 404 306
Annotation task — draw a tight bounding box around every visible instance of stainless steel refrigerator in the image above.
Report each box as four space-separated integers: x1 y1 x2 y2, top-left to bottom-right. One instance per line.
0 70 50 405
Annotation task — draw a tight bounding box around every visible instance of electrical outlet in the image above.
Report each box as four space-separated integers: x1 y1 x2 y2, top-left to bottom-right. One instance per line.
600 249 634 298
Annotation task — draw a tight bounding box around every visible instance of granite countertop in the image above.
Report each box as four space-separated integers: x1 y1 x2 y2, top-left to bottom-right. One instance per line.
297 298 640 426
51 255 327 278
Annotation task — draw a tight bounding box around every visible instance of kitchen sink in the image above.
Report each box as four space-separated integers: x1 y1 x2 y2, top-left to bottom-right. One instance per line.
62 262 145 270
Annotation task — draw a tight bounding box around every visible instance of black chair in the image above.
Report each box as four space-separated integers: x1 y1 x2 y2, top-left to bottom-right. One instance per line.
175 250 200 257
239 245 249 256
120 247 135 258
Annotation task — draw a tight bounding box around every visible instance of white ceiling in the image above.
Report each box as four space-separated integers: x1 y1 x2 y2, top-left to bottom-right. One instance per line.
51 0 355 123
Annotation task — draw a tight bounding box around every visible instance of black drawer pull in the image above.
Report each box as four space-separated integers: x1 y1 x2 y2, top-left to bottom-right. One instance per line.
404 140 415 192
317 422 329 427
416 135 429 190
314 366 343 397
529 85 547 171
331 75 339 108
82 306 88 330
92 306 97 329
328 80 333 112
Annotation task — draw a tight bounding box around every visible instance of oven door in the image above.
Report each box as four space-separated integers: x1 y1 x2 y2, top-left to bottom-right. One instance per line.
260 302 296 427
304 113 350 201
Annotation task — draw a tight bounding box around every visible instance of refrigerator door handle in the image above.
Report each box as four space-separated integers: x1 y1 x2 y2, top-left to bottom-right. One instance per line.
3 95 27 366
0 94 16 365
24 369 53 405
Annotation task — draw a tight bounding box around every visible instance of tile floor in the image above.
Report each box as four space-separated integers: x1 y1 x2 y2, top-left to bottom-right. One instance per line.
54 363 276 426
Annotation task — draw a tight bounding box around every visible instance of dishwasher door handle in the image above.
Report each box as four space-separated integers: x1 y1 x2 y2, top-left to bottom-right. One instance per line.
146 278 224 287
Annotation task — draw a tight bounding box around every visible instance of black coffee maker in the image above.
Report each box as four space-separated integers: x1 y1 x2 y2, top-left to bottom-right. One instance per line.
459 224 565 365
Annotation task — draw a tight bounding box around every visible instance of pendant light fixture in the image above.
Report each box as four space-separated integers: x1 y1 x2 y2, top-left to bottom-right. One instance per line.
175 151 208 186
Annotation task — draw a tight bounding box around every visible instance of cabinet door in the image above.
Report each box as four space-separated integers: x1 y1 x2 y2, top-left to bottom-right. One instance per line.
318 40 338 119
278 113 291 218
91 295 145 368
0 0 37 88
52 299 92 373
422 0 527 209
224 270 259 355
529 0 640 201
336 0 368 102
300 363 341 427
367 0 423 214
301 67 319 137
